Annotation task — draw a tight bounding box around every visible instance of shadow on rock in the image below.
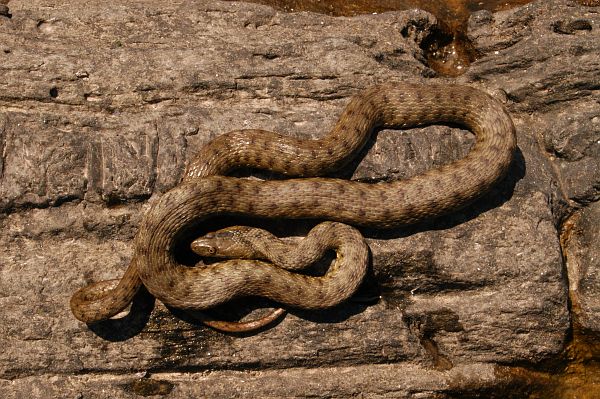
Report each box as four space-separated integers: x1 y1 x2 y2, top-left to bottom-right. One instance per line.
86 287 155 341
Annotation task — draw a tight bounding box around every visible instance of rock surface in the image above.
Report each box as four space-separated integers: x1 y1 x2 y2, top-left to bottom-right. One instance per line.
0 0 598 397
566 201 600 332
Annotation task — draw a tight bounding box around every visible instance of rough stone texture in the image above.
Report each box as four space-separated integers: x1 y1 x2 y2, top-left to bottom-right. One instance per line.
565 201 600 332
466 0 600 335
0 0 597 397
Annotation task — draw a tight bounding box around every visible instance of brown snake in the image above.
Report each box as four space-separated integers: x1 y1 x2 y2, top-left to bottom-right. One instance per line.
70 83 516 326
188 222 370 330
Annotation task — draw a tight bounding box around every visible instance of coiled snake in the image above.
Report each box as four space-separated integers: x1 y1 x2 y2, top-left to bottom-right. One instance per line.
70 83 516 328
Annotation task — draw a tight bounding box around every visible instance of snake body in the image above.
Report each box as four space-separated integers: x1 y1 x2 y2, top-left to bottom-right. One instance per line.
191 223 367 273
70 83 516 322
191 222 369 305
188 222 369 331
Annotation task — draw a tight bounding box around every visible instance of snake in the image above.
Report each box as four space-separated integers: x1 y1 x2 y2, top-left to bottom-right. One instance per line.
70 83 516 326
187 222 369 331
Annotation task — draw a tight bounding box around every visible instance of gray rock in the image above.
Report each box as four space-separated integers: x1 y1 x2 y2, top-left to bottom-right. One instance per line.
0 0 597 397
466 0 600 210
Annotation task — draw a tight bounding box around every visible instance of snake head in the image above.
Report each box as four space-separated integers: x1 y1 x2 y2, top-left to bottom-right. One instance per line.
190 226 263 259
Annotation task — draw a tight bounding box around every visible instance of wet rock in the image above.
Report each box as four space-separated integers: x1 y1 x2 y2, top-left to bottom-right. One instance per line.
0 0 597 397
565 201 600 331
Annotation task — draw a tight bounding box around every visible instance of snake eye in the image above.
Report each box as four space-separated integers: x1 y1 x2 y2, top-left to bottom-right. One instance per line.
191 241 217 256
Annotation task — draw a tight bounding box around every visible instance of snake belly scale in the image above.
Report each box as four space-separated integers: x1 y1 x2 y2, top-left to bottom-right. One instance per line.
70 83 516 322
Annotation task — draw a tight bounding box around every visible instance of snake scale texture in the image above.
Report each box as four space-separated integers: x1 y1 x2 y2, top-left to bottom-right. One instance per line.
70 83 516 323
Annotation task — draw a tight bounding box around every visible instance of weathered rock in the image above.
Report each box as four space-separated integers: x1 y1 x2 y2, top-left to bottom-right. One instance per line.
565 200 600 332
0 0 597 397
466 0 600 210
